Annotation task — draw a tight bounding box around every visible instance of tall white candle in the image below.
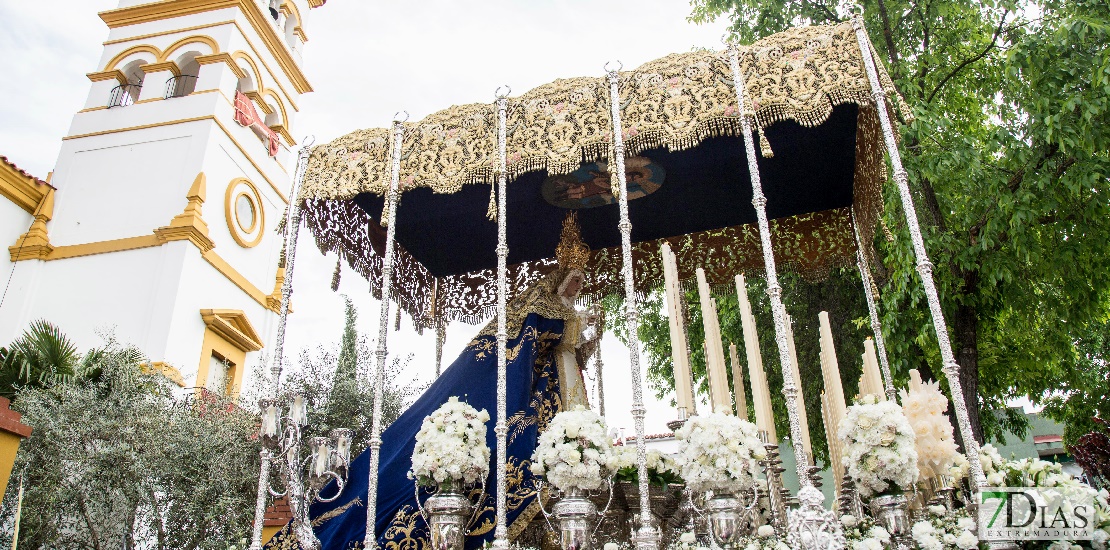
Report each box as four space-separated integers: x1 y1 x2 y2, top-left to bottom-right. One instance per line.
661 243 695 416
861 338 885 401
730 343 748 419
736 274 776 441
697 268 731 414
785 314 812 463
818 311 848 491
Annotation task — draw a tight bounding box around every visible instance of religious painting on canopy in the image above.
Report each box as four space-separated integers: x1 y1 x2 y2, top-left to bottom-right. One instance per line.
541 156 666 209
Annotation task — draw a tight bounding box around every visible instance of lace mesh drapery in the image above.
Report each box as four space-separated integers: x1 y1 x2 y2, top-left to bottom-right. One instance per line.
299 22 903 329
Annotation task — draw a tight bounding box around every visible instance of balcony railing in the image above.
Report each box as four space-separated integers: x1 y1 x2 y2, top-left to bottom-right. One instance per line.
164 75 198 99
107 84 142 108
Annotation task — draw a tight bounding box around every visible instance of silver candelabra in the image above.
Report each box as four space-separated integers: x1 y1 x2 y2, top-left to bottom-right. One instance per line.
258 394 353 550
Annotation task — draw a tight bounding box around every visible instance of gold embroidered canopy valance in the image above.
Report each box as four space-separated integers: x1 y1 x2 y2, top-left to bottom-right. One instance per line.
299 21 907 328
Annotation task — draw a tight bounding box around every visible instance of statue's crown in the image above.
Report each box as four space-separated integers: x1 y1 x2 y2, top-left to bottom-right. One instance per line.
556 212 591 270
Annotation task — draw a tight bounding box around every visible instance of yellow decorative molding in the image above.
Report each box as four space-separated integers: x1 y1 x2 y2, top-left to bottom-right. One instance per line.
159 34 220 63
225 178 265 248
99 0 313 94
244 90 274 115
200 309 263 352
104 21 230 46
155 172 215 253
139 60 181 76
267 267 286 312
10 232 281 314
60 115 289 203
293 26 307 43
141 361 186 387
197 308 261 398
104 45 162 73
195 52 246 79
87 70 129 85
307 0 327 8
0 159 52 216
269 123 295 147
200 249 277 312
8 188 56 262
99 21 301 113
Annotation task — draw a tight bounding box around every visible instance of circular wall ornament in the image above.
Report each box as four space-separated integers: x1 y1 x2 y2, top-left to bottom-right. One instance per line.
225 178 265 248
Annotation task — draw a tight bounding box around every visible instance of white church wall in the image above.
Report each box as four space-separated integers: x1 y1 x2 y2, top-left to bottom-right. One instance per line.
49 128 206 245
0 202 36 344
12 244 184 355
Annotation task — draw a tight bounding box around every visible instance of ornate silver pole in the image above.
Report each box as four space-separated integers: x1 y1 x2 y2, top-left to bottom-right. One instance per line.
492 87 511 550
727 41 845 550
851 15 987 491
725 44 812 487
851 213 896 401
250 141 313 550
595 335 605 418
605 63 658 550
364 114 407 549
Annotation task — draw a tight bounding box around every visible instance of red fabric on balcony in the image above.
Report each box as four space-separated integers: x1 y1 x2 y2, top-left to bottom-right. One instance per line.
234 90 280 157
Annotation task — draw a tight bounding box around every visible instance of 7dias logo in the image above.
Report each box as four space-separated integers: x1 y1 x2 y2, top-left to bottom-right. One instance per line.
980 487 1095 541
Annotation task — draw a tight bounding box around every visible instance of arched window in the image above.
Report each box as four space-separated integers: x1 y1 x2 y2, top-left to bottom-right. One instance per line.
283 11 300 51
109 60 146 107
165 52 201 99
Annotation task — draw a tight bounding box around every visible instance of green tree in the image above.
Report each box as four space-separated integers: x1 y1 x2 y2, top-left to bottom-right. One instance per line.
0 320 83 400
679 0 1110 446
276 297 420 454
2 341 261 549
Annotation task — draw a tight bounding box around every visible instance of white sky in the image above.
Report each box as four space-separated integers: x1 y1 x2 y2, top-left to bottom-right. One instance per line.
0 0 729 434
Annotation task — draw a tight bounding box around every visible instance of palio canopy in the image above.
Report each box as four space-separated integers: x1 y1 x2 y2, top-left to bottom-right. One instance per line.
299 21 907 327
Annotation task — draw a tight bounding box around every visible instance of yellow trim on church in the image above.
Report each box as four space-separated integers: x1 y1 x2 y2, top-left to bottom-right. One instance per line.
7 172 288 315
98 0 313 94
0 160 52 216
197 309 263 398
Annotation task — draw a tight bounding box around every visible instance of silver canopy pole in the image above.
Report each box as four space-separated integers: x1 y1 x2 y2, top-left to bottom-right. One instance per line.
851 212 897 401
249 141 313 550
491 86 512 550
364 114 407 549
605 62 659 550
725 43 813 487
850 15 987 491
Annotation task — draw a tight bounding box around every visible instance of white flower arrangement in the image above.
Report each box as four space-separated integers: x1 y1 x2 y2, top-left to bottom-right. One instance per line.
909 506 978 550
899 378 960 479
737 525 789 550
529 406 615 492
673 412 766 494
838 394 919 498
978 444 1110 549
841 513 891 550
611 445 683 486
409 396 491 488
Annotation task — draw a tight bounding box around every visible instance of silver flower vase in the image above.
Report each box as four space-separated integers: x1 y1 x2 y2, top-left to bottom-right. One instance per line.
424 488 472 550
929 474 957 511
706 493 742 549
552 487 598 550
869 492 911 550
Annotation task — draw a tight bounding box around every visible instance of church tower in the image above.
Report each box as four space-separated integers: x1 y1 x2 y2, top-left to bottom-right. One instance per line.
0 0 328 396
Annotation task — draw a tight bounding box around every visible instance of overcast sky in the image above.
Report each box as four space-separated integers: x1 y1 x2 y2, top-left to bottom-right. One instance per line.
0 1 733 433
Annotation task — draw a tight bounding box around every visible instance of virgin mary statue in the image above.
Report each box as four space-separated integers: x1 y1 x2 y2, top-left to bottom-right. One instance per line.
266 213 601 550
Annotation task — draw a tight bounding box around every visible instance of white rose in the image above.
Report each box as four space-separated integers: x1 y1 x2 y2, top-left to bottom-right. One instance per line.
955 530 978 549
840 514 858 528
679 532 696 544
757 525 775 538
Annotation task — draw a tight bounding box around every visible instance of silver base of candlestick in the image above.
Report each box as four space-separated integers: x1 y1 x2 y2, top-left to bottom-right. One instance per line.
553 488 599 550
423 491 473 550
759 443 789 534
869 492 912 550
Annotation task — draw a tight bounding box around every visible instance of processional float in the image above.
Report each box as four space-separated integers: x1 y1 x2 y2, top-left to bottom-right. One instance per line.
253 14 990 550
